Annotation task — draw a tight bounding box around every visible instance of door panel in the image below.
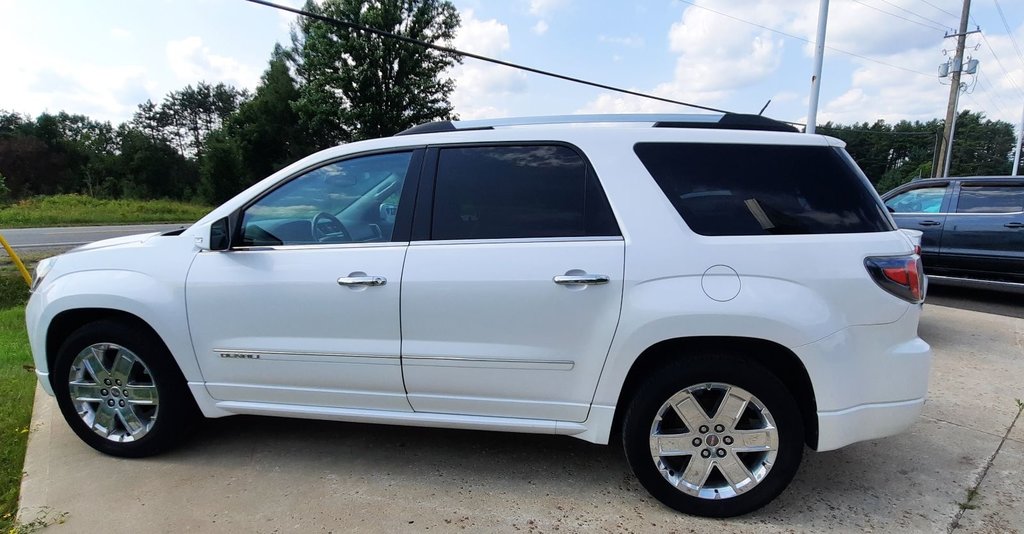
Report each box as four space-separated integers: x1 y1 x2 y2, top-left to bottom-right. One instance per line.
939 184 1024 282
187 245 411 410
401 239 624 421
185 149 421 410
884 184 950 269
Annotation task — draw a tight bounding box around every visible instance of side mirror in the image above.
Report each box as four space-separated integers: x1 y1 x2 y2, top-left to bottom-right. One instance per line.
193 217 231 251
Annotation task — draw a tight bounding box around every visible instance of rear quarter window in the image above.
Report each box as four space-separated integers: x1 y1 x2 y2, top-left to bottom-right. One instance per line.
633 143 894 236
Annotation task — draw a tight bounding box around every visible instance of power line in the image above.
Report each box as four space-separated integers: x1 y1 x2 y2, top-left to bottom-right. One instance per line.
875 0 955 29
850 0 948 32
976 70 1013 114
675 0 936 78
242 0 732 114
915 0 961 22
976 30 1024 97
966 80 1007 116
992 0 1024 68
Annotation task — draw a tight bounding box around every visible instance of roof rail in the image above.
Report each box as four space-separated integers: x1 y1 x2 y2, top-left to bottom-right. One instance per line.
394 113 799 136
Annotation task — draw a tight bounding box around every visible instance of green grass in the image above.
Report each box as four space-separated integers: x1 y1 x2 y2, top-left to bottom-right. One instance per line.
0 194 211 228
0 303 34 532
0 264 33 530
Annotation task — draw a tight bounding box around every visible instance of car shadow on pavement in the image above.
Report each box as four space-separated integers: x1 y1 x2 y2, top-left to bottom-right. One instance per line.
926 284 1024 319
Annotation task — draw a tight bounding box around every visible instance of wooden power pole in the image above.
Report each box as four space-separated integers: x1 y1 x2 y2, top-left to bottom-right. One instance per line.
935 0 972 177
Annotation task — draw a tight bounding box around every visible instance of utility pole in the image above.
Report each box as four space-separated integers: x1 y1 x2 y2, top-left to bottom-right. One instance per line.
806 0 829 134
1013 103 1023 176
935 0 971 177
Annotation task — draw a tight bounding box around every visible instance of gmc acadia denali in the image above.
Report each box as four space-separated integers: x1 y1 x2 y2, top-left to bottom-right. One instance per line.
26 114 932 517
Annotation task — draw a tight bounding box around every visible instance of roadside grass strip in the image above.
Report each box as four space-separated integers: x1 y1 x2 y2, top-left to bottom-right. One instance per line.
0 195 210 228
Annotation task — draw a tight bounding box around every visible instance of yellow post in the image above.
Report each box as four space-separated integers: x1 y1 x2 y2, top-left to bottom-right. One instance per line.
0 233 32 287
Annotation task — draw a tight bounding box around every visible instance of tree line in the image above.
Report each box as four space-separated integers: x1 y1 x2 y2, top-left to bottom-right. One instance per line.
819 112 1019 192
0 0 459 205
0 0 1020 207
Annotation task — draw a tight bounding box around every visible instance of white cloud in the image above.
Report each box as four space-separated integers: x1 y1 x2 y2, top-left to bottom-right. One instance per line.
581 1 781 114
532 20 549 36
110 28 132 40
166 36 261 89
450 10 527 120
453 9 510 56
528 0 568 17
598 35 644 48
0 7 149 122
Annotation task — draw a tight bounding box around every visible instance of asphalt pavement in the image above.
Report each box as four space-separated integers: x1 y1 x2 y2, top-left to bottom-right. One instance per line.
0 223 187 249
16 304 1024 533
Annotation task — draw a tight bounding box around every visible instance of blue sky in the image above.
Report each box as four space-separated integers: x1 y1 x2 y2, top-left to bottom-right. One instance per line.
1 0 1022 130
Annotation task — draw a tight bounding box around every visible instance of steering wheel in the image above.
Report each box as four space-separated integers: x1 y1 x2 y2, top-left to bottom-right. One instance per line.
311 211 351 243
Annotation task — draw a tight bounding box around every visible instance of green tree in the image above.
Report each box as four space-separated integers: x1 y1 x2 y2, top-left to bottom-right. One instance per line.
946 110 1015 177
161 82 248 158
199 45 309 203
291 0 461 146
199 130 245 204
117 126 199 199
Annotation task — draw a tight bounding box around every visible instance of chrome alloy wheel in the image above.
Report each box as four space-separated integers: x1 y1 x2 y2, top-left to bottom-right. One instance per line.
67 343 159 442
649 382 779 500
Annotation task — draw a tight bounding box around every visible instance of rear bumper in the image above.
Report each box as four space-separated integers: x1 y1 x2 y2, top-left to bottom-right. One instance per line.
795 305 932 451
816 398 924 451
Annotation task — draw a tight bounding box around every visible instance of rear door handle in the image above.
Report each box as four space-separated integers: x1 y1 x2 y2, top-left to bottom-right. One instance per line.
337 276 387 287
918 220 942 227
1005 222 1024 228
553 274 610 286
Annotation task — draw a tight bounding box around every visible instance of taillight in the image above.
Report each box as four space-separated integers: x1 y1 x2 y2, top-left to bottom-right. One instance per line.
865 255 924 303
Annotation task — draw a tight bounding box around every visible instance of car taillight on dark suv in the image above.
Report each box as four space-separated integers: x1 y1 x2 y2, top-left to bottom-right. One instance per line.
865 255 925 303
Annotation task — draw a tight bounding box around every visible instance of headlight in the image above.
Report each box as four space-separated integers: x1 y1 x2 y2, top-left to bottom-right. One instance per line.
31 256 57 292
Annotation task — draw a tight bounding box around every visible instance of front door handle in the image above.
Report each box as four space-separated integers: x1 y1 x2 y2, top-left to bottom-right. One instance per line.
553 274 610 286
337 276 387 287
1004 222 1024 228
918 220 942 227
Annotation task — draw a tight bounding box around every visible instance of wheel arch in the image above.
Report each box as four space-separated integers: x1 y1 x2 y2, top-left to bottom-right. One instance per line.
611 336 819 449
46 308 182 390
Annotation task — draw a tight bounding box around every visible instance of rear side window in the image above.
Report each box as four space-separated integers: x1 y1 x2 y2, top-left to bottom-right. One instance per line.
955 185 1024 213
431 145 619 240
634 143 894 236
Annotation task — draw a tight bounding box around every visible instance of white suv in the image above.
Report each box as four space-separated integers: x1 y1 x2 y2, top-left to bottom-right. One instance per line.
26 114 931 517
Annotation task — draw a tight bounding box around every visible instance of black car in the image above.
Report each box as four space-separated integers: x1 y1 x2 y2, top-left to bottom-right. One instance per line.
882 176 1024 285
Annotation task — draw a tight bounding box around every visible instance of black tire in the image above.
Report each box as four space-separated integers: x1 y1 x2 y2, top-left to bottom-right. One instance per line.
622 354 804 517
53 319 197 457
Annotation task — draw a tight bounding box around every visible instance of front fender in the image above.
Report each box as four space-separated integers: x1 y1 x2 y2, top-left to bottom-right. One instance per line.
26 269 201 383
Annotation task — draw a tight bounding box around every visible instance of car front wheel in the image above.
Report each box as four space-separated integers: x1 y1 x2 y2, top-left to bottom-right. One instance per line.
53 319 196 457
622 354 804 517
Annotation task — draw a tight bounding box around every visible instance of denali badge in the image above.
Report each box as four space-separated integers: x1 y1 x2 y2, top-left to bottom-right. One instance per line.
219 352 261 360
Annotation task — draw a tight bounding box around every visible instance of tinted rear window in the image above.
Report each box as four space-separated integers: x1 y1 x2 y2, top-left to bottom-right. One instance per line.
955 185 1023 213
634 143 894 236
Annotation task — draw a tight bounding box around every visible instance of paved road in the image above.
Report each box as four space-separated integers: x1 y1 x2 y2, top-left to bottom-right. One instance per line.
0 223 188 249
18 304 1024 532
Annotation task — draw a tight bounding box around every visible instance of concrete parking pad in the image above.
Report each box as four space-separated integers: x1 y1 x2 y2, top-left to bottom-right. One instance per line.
18 304 1024 533
957 438 1024 534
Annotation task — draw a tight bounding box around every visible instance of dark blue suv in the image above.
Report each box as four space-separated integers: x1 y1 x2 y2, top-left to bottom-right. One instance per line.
882 176 1024 285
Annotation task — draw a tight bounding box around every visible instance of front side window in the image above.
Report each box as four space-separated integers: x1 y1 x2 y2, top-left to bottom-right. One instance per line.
241 151 413 246
886 186 947 214
955 185 1024 214
430 145 619 240
634 143 894 236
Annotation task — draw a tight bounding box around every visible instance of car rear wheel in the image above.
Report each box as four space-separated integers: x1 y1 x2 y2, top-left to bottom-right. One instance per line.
53 320 197 457
622 354 804 517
